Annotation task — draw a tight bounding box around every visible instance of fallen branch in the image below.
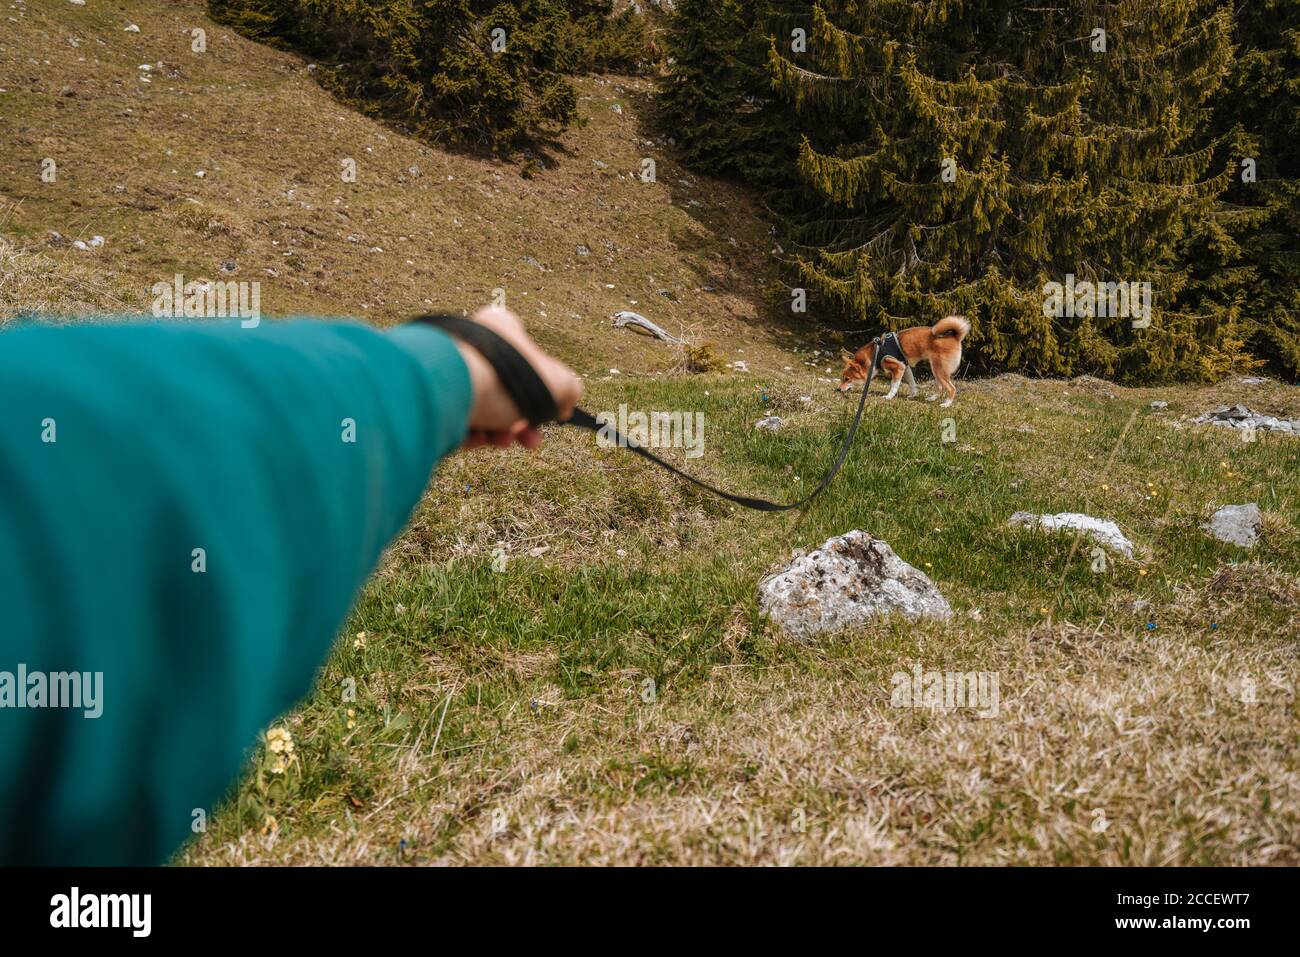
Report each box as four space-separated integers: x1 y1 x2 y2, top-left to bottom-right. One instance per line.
612 310 682 345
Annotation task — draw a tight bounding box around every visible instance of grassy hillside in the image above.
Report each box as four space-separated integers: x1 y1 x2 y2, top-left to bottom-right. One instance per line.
2 0 1298 865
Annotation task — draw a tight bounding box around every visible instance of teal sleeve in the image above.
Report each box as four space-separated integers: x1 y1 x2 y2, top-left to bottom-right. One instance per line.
0 318 471 864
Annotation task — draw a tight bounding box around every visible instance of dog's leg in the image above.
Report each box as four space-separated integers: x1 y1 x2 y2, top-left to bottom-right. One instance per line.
904 366 918 398
881 358 904 399
933 354 959 407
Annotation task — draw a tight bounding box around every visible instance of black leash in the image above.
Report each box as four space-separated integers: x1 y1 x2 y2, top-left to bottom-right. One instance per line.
413 313 874 512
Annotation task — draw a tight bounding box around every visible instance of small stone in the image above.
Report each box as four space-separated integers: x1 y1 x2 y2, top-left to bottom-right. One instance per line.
1009 511 1135 557
1149 400 1168 409
1203 503 1261 548
755 416 783 432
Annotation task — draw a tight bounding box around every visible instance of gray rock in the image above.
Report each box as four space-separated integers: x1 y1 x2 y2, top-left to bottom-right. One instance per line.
1009 511 1135 557
759 531 951 641
754 416 783 432
1204 503 1261 548
1150 400 1168 409
1193 405 1300 436
576 244 590 257
522 255 545 271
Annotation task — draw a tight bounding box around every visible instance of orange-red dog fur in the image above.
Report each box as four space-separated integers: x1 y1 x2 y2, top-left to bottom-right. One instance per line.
837 315 971 407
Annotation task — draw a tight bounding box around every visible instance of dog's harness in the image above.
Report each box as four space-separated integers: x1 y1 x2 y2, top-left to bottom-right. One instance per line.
413 313 877 512
872 331 908 373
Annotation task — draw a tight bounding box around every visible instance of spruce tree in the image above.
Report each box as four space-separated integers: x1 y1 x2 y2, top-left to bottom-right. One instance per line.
210 0 590 152
768 0 1245 380
658 1 814 192
1210 0 1300 379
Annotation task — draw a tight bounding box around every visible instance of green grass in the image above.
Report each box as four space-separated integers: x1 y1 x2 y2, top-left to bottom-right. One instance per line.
180 373 1300 865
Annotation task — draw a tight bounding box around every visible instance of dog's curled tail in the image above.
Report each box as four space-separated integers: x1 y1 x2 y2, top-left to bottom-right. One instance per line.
931 314 971 341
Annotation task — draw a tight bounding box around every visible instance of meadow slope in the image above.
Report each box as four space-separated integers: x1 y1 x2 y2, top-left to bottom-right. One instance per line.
1 0 1298 865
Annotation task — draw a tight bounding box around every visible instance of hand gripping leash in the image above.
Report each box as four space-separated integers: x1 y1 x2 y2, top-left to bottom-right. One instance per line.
413 313 874 512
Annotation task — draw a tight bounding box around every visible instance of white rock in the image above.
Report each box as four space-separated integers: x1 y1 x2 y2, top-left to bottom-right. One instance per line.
124 24 140 32
1009 511 1134 557
759 531 951 641
1149 400 1168 409
88 235 103 248
1204 503 1261 548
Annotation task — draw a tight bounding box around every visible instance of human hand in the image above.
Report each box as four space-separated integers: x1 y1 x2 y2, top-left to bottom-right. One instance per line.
451 306 582 450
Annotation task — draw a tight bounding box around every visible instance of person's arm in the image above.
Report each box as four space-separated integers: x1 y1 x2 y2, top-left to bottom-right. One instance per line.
0 312 574 864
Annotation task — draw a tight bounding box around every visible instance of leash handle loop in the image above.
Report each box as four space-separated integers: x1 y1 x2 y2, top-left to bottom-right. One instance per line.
411 313 558 427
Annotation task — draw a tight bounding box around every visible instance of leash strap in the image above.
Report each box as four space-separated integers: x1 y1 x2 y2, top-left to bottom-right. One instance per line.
411 313 873 512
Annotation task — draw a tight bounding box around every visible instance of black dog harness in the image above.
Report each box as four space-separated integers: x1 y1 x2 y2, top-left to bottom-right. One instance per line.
872 331 908 373
412 313 877 512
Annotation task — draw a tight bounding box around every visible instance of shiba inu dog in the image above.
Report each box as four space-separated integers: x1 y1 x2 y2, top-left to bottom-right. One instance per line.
836 315 970 407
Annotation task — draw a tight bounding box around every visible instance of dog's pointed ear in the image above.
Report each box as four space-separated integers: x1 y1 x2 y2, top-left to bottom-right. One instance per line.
839 348 855 361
